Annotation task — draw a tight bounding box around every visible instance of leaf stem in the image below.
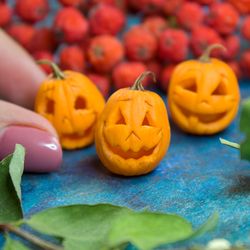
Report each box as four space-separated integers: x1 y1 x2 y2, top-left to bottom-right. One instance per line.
0 224 63 250
219 138 240 149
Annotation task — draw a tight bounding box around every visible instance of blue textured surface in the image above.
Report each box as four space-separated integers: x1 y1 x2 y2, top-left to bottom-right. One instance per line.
0 85 249 249
2 83 249 249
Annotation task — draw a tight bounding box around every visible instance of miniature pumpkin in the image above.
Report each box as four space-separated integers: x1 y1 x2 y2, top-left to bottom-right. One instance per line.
35 60 105 150
168 44 240 135
95 72 171 176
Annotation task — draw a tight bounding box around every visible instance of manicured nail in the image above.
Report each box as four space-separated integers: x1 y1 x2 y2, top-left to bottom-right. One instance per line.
0 125 62 173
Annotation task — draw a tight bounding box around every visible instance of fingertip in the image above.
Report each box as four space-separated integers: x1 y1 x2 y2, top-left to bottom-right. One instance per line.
0 125 63 173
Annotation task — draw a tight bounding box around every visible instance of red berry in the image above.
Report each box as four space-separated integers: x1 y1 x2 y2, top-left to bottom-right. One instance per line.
162 0 183 15
142 0 164 15
86 73 110 97
190 26 222 57
160 64 176 92
0 3 12 27
158 29 189 63
206 3 239 35
7 24 35 50
241 16 250 41
222 35 240 60
28 27 56 53
112 62 148 89
53 7 88 43
15 0 49 23
228 61 242 79
128 0 147 12
240 50 250 78
142 16 168 38
58 0 83 6
228 0 250 15
59 46 85 72
33 51 53 74
78 36 91 52
176 2 204 30
124 25 157 62
91 0 127 10
193 0 215 5
89 4 125 35
146 60 162 81
87 35 124 73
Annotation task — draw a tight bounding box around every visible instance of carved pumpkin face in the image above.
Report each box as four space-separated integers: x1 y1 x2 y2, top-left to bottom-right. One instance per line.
95 72 170 176
35 62 105 149
168 45 240 135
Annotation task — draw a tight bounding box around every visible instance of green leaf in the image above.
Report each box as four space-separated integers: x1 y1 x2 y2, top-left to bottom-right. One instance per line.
4 235 29 250
187 212 219 240
25 204 217 250
240 98 250 161
108 210 193 250
0 144 25 223
240 98 250 133
63 239 104 250
9 144 25 201
26 204 128 250
240 135 250 161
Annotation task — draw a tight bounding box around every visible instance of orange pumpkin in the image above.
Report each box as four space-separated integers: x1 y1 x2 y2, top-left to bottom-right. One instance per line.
168 44 240 135
35 60 105 150
95 72 171 176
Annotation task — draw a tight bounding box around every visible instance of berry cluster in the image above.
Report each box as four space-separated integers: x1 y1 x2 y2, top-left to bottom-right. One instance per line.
1 0 250 96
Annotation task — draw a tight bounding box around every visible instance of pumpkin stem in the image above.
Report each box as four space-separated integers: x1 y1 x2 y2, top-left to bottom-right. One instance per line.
37 60 65 79
199 44 226 63
131 71 156 91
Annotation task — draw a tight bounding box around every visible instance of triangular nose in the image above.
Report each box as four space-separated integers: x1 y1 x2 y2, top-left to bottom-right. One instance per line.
125 131 140 141
200 100 209 105
199 94 210 105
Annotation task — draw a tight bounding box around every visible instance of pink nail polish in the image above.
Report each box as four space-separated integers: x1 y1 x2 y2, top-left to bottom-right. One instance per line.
0 126 62 173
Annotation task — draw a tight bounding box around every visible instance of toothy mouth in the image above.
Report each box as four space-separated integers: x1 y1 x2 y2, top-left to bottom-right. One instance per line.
176 105 227 123
62 126 93 140
107 144 157 159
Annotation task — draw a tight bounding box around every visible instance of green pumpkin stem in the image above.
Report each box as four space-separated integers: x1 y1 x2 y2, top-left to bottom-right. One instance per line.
199 44 227 63
131 71 156 91
37 60 65 80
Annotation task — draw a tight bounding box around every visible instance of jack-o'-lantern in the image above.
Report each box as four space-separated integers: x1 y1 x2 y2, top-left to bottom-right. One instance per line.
168 44 240 135
35 60 105 149
95 72 170 176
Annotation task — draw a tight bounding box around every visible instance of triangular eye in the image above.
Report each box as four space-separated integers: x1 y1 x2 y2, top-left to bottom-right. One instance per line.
115 110 126 125
212 82 227 96
182 79 197 92
142 114 150 126
184 82 197 92
46 98 55 114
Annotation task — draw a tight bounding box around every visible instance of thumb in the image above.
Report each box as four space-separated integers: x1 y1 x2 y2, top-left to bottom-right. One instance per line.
0 100 62 172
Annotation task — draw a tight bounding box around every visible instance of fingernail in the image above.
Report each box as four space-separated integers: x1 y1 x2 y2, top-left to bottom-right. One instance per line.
0 125 62 173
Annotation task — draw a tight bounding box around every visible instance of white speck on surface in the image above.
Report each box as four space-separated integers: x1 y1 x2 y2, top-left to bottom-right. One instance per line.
206 239 231 250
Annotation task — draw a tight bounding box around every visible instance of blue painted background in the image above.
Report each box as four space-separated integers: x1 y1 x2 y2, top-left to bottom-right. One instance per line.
1 82 246 249
0 1 250 248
